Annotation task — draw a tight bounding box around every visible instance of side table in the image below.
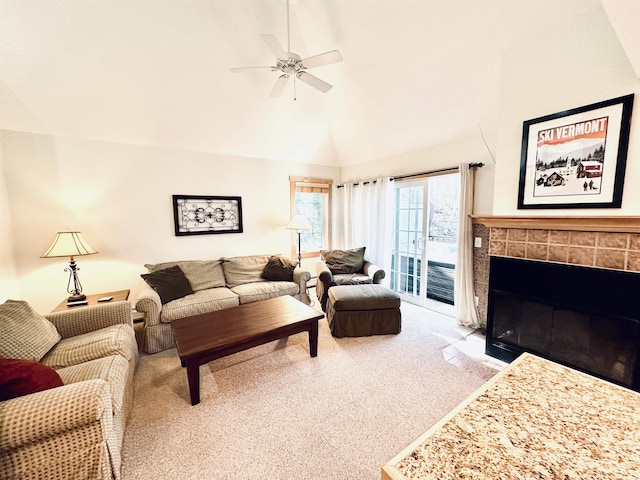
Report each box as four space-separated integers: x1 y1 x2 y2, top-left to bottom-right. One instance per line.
51 289 144 322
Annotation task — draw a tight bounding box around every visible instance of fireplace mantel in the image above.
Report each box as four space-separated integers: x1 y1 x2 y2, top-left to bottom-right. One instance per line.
471 215 640 233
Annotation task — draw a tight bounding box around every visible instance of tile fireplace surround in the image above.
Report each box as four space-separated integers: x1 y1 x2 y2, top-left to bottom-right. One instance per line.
471 216 640 330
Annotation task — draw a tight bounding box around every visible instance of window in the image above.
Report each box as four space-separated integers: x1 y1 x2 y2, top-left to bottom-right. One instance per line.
289 176 332 258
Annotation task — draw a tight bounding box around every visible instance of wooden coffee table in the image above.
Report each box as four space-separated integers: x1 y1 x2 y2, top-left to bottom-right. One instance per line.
171 295 324 405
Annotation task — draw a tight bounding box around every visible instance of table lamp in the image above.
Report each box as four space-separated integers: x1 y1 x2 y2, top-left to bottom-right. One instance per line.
285 214 312 267
41 231 98 303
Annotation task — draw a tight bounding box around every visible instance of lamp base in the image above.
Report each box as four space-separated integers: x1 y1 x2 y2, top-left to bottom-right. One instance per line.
67 294 87 303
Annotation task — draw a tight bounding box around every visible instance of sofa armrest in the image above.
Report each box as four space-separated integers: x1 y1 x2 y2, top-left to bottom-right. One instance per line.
133 280 162 327
45 301 133 339
315 261 335 311
363 261 385 284
315 261 334 285
292 267 311 292
0 379 111 451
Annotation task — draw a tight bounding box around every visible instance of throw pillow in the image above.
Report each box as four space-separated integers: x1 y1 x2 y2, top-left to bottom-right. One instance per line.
145 260 226 291
261 255 297 281
321 247 366 274
0 300 61 361
0 357 64 401
222 254 271 287
141 265 194 304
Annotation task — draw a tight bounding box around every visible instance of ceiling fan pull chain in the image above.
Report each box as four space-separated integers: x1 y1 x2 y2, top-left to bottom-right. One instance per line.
294 74 297 101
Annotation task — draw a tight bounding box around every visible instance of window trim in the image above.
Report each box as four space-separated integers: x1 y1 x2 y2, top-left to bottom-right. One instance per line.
289 176 333 258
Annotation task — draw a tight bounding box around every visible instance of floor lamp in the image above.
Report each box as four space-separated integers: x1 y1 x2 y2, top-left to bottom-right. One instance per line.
41 231 98 303
286 214 312 267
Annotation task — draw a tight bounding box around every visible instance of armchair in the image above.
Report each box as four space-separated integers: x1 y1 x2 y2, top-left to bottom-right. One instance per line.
315 247 385 311
0 300 138 480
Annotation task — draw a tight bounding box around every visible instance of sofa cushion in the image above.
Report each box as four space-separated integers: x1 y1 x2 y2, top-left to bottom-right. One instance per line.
222 254 271 287
141 265 194 304
261 255 297 281
160 288 239 323
41 324 137 369
0 300 61 361
145 260 225 291
0 357 64 401
56 355 129 415
333 273 374 286
231 281 299 304
321 247 366 274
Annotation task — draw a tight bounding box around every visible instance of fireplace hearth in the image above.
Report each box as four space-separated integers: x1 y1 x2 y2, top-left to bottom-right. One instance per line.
486 256 640 391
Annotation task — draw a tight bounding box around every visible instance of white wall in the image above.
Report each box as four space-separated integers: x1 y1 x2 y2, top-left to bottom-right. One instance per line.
338 6 640 219
493 6 640 216
0 130 340 312
0 138 20 300
338 129 497 215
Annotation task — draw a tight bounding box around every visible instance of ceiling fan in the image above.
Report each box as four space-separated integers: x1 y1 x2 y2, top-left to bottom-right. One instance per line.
231 0 343 98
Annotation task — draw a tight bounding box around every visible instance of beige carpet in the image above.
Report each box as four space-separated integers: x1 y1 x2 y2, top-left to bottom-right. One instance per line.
121 302 487 480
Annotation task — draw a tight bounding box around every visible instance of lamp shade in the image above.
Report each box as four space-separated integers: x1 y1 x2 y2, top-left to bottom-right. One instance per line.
285 214 312 231
41 232 98 258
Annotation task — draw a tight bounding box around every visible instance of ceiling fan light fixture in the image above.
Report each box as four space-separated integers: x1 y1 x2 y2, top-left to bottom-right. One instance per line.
230 1 342 98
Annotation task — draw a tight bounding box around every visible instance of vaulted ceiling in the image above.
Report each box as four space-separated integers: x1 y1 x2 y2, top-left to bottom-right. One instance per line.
1 1 638 167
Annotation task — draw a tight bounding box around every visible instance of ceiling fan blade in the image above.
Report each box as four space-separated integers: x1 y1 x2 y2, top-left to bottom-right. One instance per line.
230 66 274 73
297 71 332 93
260 33 288 60
270 74 290 97
300 50 343 69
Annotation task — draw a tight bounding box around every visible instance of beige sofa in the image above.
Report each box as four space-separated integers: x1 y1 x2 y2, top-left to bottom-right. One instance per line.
134 254 312 354
0 300 138 480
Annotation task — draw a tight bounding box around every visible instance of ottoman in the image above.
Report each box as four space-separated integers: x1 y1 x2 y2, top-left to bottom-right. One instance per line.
326 284 401 337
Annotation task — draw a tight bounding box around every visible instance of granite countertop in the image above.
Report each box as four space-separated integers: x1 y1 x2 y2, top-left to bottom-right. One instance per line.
383 353 640 480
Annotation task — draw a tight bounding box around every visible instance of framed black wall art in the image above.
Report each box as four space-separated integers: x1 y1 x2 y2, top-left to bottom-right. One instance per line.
173 195 243 236
517 94 634 209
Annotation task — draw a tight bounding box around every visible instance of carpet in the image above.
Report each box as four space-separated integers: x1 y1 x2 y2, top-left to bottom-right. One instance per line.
121 302 487 480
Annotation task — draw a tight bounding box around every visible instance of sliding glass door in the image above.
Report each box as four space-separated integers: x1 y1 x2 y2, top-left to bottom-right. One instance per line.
390 173 460 307
390 181 425 301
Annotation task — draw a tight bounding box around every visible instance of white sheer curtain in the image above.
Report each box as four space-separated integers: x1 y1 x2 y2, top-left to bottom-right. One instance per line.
339 177 394 279
455 164 480 328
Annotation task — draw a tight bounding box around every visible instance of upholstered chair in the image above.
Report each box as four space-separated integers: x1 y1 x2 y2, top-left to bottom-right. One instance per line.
0 300 138 480
315 247 385 311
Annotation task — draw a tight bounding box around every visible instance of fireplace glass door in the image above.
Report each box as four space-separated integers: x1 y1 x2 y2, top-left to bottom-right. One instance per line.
492 291 639 386
487 256 640 391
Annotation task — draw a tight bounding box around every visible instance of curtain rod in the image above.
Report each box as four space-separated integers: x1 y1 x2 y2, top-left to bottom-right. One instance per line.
336 162 484 188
